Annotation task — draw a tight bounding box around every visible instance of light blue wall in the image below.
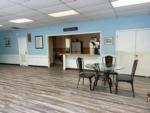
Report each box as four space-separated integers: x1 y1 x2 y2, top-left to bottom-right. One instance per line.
0 14 150 55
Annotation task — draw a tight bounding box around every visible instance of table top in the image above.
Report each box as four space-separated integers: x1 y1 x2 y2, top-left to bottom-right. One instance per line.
85 63 124 71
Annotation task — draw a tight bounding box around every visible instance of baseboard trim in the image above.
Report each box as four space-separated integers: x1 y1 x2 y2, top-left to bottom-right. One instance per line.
28 65 48 68
66 68 78 70
135 75 150 78
0 63 19 66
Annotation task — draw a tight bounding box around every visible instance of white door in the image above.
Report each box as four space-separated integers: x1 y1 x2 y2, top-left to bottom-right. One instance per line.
136 29 150 77
116 30 136 74
18 38 28 66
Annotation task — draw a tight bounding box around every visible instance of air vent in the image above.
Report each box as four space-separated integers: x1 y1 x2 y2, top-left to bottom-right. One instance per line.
11 27 22 29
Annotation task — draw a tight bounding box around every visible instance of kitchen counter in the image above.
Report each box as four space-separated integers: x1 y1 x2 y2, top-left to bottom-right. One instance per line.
63 54 101 70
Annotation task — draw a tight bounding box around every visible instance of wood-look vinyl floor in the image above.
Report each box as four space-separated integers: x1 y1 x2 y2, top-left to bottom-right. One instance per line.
0 64 149 113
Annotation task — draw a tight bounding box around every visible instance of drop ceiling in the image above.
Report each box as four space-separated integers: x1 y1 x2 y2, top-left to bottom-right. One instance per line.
0 0 150 31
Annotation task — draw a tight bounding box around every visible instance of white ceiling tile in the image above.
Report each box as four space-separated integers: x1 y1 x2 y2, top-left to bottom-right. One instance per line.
8 0 31 3
0 0 14 9
83 9 116 20
0 5 32 14
115 3 150 16
77 3 112 13
0 15 17 21
64 0 109 8
21 0 61 9
115 3 150 12
57 14 89 22
15 11 43 18
37 4 70 14
83 9 114 16
89 13 116 20
117 8 150 16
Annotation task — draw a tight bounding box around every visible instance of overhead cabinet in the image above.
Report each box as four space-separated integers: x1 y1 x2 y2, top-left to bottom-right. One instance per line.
116 29 150 77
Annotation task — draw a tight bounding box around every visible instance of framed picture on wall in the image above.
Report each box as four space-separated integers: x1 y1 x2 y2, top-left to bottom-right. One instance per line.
104 37 113 45
4 37 11 47
27 33 32 42
35 35 43 49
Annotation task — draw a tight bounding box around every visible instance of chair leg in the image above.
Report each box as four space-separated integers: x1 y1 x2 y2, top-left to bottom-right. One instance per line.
103 76 106 86
95 75 99 86
131 82 135 97
115 81 118 94
93 76 99 90
77 77 80 88
82 78 84 85
89 78 92 90
148 97 150 102
108 77 112 93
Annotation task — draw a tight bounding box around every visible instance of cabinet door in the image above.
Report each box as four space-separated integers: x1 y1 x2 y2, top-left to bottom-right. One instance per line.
136 29 150 77
116 30 136 74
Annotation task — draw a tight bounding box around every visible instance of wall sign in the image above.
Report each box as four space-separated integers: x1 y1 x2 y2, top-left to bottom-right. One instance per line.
63 27 78 32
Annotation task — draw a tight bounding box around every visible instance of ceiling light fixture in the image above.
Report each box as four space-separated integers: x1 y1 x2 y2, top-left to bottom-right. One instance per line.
48 10 79 17
0 25 3 27
9 18 33 23
111 0 150 7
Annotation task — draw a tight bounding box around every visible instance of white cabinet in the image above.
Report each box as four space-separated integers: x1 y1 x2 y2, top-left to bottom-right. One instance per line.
136 29 150 76
116 29 150 77
116 30 136 74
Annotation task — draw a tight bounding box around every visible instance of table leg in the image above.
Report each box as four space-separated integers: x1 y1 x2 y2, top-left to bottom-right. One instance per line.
93 75 100 90
105 71 112 93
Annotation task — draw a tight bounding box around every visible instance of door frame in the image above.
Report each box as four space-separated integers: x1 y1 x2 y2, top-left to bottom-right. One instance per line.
18 37 28 66
47 31 102 68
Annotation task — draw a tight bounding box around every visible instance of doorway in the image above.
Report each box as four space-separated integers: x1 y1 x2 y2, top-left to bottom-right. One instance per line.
18 38 28 66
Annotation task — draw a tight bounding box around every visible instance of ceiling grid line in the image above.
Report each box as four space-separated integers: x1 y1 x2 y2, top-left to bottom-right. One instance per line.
0 0 150 30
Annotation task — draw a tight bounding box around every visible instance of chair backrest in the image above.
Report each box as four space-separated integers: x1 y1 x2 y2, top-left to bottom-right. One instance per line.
76 57 84 72
131 59 138 78
103 56 116 67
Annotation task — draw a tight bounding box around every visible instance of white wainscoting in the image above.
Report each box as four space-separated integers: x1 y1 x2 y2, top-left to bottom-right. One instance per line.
27 55 49 67
0 54 19 64
0 54 49 67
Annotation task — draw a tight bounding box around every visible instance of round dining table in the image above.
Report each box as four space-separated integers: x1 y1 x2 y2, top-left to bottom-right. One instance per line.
85 63 124 93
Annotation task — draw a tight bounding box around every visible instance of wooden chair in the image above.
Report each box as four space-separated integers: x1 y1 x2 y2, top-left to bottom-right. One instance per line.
76 57 95 90
115 60 138 97
102 55 117 84
102 55 116 67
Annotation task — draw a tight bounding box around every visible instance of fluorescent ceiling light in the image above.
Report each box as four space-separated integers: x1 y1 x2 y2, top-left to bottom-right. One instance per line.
48 10 79 17
112 0 150 7
9 18 33 23
0 25 3 27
